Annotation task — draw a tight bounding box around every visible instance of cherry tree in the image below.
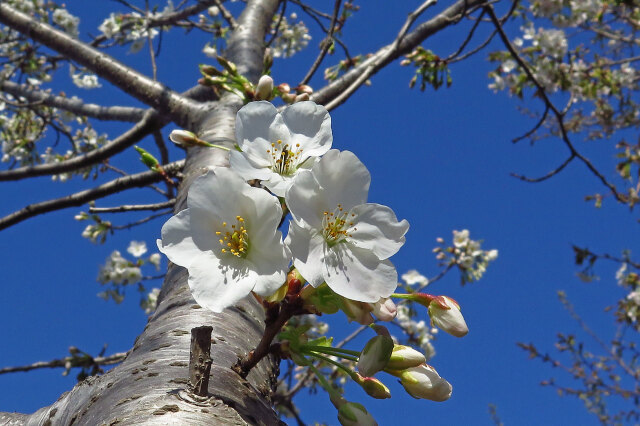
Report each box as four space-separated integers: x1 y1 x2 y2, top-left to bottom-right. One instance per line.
0 0 637 424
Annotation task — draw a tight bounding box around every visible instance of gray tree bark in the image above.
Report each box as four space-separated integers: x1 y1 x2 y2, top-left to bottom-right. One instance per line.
0 0 281 424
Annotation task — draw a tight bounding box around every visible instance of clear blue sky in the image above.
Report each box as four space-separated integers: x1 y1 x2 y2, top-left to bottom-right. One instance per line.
0 1 635 425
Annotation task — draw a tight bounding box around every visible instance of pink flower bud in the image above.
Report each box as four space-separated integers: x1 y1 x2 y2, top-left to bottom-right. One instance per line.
399 364 452 402
341 299 373 325
357 335 394 377
255 75 274 100
358 375 391 399
428 296 468 337
386 345 426 370
371 298 396 321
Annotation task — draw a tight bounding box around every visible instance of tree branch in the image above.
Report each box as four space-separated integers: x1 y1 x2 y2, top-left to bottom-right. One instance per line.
89 199 176 213
324 0 438 111
0 80 146 122
0 4 197 123
0 110 165 181
485 5 626 203
0 160 184 231
313 0 488 108
0 352 127 375
299 0 342 86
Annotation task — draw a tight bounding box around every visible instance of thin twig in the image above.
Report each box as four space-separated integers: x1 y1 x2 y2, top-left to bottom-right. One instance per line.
213 0 237 30
0 160 184 231
89 199 176 213
145 0 158 81
299 0 342 85
0 352 127 375
511 154 576 183
324 0 438 111
485 5 625 203
111 210 172 230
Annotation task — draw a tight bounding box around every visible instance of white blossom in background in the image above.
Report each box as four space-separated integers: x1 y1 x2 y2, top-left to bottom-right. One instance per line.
149 253 161 270
270 13 311 58
52 8 79 37
98 11 160 53
202 43 217 58
97 250 142 287
141 288 161 314
127 241 148 258
395 304 437 360
286 149 409 303
157 168 290 312
70 65 101 89
230 101 332 196
436 229 497 284
401 269 429 287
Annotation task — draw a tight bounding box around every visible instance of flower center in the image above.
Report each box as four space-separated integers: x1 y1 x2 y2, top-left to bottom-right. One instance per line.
215 216 249 258
322 204 357 247
266 139 303 176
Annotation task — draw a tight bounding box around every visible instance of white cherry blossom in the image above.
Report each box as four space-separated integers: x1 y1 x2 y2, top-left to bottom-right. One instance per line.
230 101 332 196
157 168 290 312
285 150 409 303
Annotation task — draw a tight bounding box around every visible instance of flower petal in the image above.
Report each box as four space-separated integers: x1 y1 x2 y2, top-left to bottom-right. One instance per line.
312 150 370 209
281 101 332 158
188 251 258 313
285 220 326 287
157 209 204 268
235 101 289 150
323 244 398 302
229 150 272 181
349 203 409 259
286 170 327 229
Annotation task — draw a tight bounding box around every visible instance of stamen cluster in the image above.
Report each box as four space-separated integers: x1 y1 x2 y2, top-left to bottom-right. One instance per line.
267 140 303 176
216 216 249 257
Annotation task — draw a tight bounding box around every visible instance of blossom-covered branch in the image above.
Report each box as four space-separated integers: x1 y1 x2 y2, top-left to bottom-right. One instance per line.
0 4 198 123
0 80 145 122
313 0 489 108
0 111 165 181
0 160 183 230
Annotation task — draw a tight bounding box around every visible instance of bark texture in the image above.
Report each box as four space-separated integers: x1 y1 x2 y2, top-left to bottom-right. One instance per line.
0 0 280 424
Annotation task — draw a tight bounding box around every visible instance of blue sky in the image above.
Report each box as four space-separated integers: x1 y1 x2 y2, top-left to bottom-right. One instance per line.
0 1 636 425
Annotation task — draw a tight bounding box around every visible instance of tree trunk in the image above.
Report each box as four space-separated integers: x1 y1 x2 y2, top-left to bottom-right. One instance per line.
0 1 282 424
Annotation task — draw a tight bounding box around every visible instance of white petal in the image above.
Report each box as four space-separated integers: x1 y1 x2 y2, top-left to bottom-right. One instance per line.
323 244 398 303
286 170 326 229
229 150 272 181
312 150 370 209
188 252 258 313
235 101 290 150
281 101 332 158
285 221 326 287
187 169 242 221
157 209 205 268
349 203 409 259
264 173 295 197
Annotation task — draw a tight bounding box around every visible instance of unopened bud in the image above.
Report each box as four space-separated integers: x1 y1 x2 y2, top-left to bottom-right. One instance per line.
199 64 222 77
296 84 313 95
428 296 468 337
281 93 296 104
169 130 197 146
134 146 159 171
357 335 394 377
255 75 274 100
216 56 237 75
386 345 426 370
337 402 377 426
371 298 396 322
399 364 452 402
357 375 391 399
277 83 291 94
341 299 373 325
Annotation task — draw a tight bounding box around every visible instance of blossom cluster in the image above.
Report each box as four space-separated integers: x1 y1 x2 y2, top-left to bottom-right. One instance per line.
96 241 162 313
157 101 470 424
433 229 498 284
269 13 311 58
98 1 175 54
159 101 409 313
